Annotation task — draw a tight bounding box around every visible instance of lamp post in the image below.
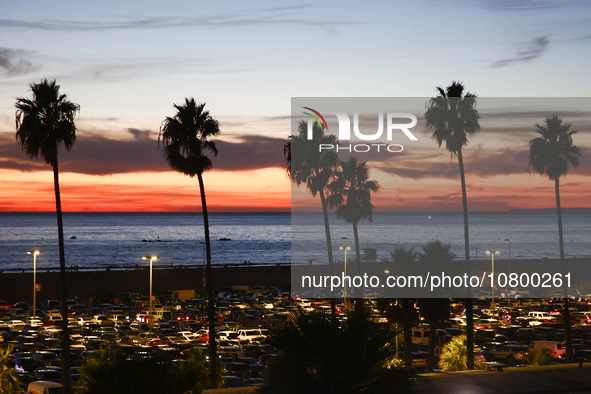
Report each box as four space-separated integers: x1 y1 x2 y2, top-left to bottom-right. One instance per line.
504 238 511 281
27 250 42 318
339 246 351 304
142 255 159 334
485 250 500 310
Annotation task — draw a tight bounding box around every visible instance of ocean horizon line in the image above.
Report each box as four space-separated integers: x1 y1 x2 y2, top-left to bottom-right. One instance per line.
1 208 590 215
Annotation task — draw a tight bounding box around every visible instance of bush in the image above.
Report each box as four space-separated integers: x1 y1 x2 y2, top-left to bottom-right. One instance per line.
439 335 482 372
514 350 533 365
532 348 551 366
262 307 415 394
78 348 213 394
0 345 21 394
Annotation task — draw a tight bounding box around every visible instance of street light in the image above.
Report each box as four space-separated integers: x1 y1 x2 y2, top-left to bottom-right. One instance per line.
504 239 511 280
485 250 500 310
339 246 352 304
142 255 159 334
27 250 42 318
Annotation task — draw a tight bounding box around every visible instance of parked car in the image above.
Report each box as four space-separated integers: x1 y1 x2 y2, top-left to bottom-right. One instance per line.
26 381 63 394
484 343 529 364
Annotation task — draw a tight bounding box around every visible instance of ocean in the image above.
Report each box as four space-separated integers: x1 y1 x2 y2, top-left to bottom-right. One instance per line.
0 212 291 271
0 211 589 271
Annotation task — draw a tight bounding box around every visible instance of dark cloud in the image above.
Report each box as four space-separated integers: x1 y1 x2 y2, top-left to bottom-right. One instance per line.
492 36 549 68
479 0 555 11
0 48 36 75
379 146 591 179
0 130 288 175
0 7 357 32
479 110 591 120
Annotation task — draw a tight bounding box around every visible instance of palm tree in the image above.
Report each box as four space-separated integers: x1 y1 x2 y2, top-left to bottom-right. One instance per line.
417 240 456 372
528 115 580 363
159 98 220 387
387 246 419 372
290 121 339 312
424 81 480 369
327 157 380 277
15 78 79 392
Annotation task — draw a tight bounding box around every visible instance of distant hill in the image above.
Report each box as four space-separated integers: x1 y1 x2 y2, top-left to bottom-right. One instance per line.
509 208 591 214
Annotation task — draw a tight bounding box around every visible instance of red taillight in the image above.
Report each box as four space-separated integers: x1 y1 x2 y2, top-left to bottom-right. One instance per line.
177 317 181 321
186 317 189 320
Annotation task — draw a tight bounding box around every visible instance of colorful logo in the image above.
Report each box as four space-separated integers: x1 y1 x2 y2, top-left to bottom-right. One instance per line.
302 107 329 131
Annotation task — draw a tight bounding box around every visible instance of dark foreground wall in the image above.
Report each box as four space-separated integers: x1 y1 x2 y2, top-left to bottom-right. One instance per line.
0 265 291 304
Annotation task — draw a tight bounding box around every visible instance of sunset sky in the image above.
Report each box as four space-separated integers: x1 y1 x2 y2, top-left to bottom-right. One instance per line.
1 1 590 212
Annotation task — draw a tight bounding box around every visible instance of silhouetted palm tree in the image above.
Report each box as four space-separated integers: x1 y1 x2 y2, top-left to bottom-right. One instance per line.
424 81 480 369
290 121 338 311
417 240 456 372
528 115 580 362
15 79 78 392
159 98 220 387
327 157 380 277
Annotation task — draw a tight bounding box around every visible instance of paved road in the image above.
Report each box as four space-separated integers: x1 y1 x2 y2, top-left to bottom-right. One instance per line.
202 365 591 394
416 364 591 394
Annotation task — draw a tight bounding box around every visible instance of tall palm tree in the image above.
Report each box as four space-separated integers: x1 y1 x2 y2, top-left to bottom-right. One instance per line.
159 98 220 387
417 240 456 372
424 81 480 369
290 121 339 309
528 115 580 363
327 157 380 277
15 79 78 393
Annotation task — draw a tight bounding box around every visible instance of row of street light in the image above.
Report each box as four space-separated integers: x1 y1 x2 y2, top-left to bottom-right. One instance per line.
336 240 512 312
27 240 512 317
26 251 160 330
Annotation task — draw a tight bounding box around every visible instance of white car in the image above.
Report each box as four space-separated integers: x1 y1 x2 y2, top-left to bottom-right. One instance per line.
7 320 25 330
177 331 200 341
252 301 274 310
77 316 94 326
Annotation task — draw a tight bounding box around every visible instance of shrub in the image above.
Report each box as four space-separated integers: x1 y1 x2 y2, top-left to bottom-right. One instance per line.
78 347 213 394
439 335 482 372
0 345 21 394
532 348 551 366
262 307 415 393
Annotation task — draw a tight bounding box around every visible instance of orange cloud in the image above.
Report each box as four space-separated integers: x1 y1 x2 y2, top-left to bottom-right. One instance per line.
0 169 290 212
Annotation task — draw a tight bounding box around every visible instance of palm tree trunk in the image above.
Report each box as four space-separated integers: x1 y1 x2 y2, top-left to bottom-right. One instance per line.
352 222 362 305
403 300 413 372
198 173 217 388
428 317 436 373
555 178 572 362
457 149 474 370
353 222 361 276
319 190 337 322
52 159 71 394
